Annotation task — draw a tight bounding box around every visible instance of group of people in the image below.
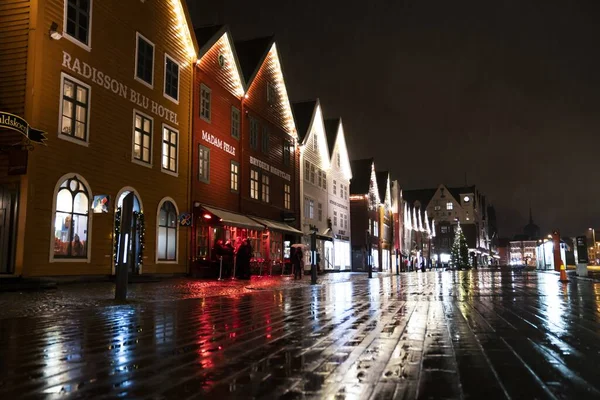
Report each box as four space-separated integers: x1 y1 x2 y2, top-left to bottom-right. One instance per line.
214 238 253 280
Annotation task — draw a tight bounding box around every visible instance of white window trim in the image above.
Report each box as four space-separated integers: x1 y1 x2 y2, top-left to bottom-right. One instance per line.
134 32 155 89
230 160 240 193
131 108 154 168
112 187 144 275
198 144 211 184
163 53 180 104
58 72 91 147
155 197 180 264
200 83 211 123
49 173 93 263
160 123 179 177
62 0 93 52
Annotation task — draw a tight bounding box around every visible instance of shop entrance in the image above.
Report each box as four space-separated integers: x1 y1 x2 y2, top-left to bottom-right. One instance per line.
114 190 143 275
0 184 18 274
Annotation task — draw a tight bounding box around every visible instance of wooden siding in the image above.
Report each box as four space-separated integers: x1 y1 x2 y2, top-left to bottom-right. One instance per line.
197 34 242 99
17 0 193 276
328 138 351 240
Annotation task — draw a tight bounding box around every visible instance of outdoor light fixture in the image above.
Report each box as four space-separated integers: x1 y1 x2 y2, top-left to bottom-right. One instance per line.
49 22 62 40
193 202 200 207
203 213 212 220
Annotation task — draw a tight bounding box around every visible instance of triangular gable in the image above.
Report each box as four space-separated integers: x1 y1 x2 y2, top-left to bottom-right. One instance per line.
428 184 460 212
195 26 245 98
172 0 199 59
299 100 330 169
376 171 391 210
329 119 352 181
368 161 381 208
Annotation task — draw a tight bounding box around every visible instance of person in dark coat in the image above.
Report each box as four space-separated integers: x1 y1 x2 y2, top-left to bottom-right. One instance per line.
293 246 303 280
236 238 252 280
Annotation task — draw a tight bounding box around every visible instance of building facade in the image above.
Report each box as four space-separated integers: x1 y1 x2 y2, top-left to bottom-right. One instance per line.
376 171 393 271
0 0 196 276
509 240 537 266
324 118 352 271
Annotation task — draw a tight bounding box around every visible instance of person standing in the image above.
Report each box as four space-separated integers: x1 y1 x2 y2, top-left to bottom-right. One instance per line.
293 246 303 280
237 238 252 280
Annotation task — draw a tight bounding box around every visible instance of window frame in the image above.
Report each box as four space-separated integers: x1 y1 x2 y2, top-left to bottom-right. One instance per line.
230 160 239 193
63 0 93 51
49 173 92 263
261 173 270 203
446 202 453 210
161 124 178 176
284 184 291 209
163 53 180 104
58 72 91 146
198 144 210 183
131 109 153 168
231 106 241 140
134 32 155 89
156 198 179 264
250 167 260 200
200 83 211 122
318 202 323 222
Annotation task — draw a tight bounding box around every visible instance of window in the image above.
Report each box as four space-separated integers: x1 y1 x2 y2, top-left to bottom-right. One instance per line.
161 125 178 174
304 160 310 181
318 202 323 222
441 226 449 234
157 200 177 261
284 184 291 209
164 55 179 102
312 133 318 152
262 126 269 153
250 118 259 149
250 168 259 199
198 144 210 183
52 175 89 259
135 33 154 87
231 107 240 139
373 221 379 237
333 211 337 226
59 74 90 143
65 0 91 47
267 81 277 104
434 205 441 211
333 180 337 195
310 164 316 184
200 84 211 122
337 153 341 168
344 214 349 229
133 112 152 164
317 170 323 188
322 171 327 190
261 174 270 203
283 141 291 166
230 161 239 192
304 197 314 219
446 202 453 210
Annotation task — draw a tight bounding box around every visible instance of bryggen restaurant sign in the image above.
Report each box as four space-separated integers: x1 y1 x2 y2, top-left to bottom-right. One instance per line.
249 156 290 181
62 51 179 125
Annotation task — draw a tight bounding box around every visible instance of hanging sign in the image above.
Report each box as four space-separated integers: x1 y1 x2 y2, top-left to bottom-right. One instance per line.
0 112 47 144
179 213 192 227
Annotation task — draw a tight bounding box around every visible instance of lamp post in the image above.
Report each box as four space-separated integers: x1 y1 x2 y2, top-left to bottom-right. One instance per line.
366 230 373 278
590 228 597 265
310 225 318 285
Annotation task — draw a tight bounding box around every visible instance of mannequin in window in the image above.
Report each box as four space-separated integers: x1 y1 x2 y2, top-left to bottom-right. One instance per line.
72 233 83 256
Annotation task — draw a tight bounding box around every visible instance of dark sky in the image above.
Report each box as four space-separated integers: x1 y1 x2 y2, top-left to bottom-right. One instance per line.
186 0 600 238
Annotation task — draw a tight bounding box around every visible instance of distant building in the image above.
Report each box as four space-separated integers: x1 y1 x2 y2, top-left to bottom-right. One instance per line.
509 240 537 266
497 238 510 265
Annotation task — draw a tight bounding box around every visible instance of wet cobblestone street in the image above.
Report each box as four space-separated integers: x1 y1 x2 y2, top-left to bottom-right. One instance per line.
1 270 600 399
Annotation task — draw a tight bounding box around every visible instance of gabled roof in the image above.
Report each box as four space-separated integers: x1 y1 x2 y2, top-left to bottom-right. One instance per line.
402 188 437 209
291 100 318 144
234 36 275 86
447 186 475 202
376 171 389 203
324 118 340 156
350 158 373 195
194 25 226 54
173 0 199 59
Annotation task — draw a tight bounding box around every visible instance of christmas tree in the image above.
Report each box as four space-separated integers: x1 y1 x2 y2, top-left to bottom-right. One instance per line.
451 224 470 269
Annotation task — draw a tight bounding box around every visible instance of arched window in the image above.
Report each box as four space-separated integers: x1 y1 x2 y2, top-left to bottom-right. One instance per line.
157 200 177 261
53 176 90 258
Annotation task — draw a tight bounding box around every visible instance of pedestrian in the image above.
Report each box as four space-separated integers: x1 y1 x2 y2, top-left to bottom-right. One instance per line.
236 238 252 280
293 246 303 280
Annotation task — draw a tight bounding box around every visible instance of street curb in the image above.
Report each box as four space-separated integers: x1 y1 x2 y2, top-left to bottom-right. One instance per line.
537 270 599 283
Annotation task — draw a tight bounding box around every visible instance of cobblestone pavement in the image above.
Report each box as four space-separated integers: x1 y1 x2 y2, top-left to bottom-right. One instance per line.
1 271 600 399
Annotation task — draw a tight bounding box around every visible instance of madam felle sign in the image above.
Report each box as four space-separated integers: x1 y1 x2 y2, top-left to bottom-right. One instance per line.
62 51 179 125
0 112 47 144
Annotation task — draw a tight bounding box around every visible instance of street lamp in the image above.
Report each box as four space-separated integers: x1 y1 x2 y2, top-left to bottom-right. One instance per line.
590 228 597 265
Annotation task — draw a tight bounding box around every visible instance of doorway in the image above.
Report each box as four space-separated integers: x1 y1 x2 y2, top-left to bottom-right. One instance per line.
114 190 142 275
0 184 18 274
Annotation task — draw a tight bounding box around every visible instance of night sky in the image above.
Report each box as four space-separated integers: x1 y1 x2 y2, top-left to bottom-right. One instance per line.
186 0 600 238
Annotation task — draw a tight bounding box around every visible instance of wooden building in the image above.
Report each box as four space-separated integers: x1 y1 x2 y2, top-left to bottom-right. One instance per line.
0 0 197 276
376 171 393 271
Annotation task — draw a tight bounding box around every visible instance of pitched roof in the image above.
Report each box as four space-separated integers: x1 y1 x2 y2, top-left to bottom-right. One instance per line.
291 100 317 144
234 36 274 86
376 171 389 202
447 186 475 202
194 25 226 55
324 118 340 156
402 188 437 209
350 158 373 195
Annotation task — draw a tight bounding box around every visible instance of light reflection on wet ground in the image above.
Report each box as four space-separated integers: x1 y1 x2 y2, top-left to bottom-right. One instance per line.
1 270 600 399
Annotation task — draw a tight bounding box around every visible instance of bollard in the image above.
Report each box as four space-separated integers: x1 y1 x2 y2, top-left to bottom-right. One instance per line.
368 263 373 279
232 258 237 280
559 263 568 282
218 256 223 281
311 263 317 285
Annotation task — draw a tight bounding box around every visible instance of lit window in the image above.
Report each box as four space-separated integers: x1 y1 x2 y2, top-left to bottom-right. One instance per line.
198 144 210 183
373 221 379 237
65 0 91 47
133 112 152 164
309 199 314 219
135 33 154 87
164 55 179 102
262 126 269 153
52 176 89 259
284 184 291 209
250 168 259 199
231 107 240 139
250 118 259 149
446 202 453 210
60 74 90 143
261 174 270 203
200 84 211 122
161 125 178 174
157 200 177 261
230 161 239 192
